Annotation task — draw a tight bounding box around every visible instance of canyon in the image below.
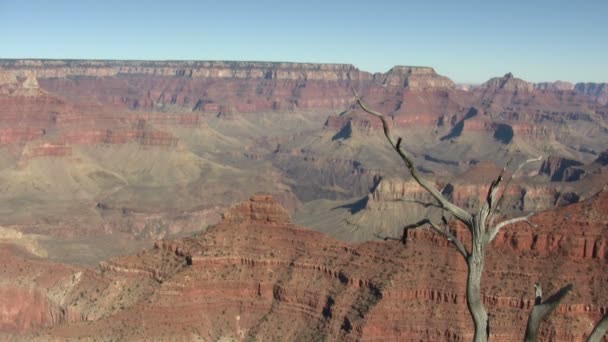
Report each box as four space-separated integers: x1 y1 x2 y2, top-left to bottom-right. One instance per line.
1 194 607 340
0 59 607 340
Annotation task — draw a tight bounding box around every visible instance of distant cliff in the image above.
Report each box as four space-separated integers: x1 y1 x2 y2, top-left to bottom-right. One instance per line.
0 60 371 81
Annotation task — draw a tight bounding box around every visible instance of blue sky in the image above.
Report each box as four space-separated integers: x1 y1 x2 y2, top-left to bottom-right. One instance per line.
1 0 606 83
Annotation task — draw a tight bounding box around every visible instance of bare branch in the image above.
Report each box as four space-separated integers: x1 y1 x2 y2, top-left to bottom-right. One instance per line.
524 283 574 342
352 88 473 226
486 213 536 244
427 220 469 259
485 156 512 212
488 156 542 228
588 313 608 342
399 218 469 258
485 170 504 210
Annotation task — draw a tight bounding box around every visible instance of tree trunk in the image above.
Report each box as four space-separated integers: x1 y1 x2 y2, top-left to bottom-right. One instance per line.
467 239 488 342
587 313 608 342
524 284 573 342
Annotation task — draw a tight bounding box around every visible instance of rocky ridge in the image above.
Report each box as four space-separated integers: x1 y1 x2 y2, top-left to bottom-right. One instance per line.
0 194 600 341
375 66 455 90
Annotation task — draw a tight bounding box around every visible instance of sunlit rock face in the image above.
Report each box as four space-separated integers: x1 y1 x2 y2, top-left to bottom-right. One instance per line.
0 194 602 341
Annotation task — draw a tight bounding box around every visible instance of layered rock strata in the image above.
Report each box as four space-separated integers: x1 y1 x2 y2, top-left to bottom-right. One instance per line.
14 194 604 341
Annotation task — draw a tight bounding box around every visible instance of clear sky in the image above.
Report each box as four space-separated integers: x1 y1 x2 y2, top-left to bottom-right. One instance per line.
1 0 606 83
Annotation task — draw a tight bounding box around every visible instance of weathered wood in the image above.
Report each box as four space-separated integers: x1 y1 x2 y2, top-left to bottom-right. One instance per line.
524 284 573 342
588 313 608 342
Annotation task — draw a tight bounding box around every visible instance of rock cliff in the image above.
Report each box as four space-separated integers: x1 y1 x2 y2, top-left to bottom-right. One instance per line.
575 82 608 105
12 194 603 341
534 81 574 91
539 156 585 181
375 66 455 90
481 72 534 92
0 60 371 81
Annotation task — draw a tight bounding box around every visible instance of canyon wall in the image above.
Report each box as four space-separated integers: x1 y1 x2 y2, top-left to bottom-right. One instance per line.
17 194 605 341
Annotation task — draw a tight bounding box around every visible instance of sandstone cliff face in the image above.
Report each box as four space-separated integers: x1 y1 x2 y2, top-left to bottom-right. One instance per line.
375 66 455 90
534 81 574 91
574 82 608 105
1 60 462 119
221 194 292 225
0 60 371 81
0 245 86 333
18 194 605 341
481 72 534 93
0 70 19 95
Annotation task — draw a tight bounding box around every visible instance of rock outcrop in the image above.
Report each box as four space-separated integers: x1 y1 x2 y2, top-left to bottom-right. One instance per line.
574 82 608 105
539 156 585 182
221 194 292 225
0 60 370 81
480 72 534 93
375 66 455 90
534 81 574 91
22 193 607 341
0 70 19 95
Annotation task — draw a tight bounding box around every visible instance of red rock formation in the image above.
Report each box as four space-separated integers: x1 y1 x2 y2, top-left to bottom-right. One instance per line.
375 66 455 90
0 287 61 332
221 194 292 224
23 194 607 341
481 72 534 93
0 245 84 333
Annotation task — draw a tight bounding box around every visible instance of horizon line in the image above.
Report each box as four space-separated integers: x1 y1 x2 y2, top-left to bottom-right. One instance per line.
0 57 605 85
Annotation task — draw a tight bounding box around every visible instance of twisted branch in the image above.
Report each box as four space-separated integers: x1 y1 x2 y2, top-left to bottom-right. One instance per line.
486 213 536 244
487 156 542 228
352 88 473 226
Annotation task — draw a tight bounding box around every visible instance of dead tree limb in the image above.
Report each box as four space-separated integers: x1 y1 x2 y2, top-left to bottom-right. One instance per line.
353 88 473 226
373 219 468 258
485 213 536 244
402 219 469 258
487 156 542 228
524 283 573 342
588 313 608 342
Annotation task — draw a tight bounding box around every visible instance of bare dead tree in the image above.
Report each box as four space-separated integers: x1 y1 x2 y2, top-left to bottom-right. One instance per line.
353 88 608 342
353 88 539 342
